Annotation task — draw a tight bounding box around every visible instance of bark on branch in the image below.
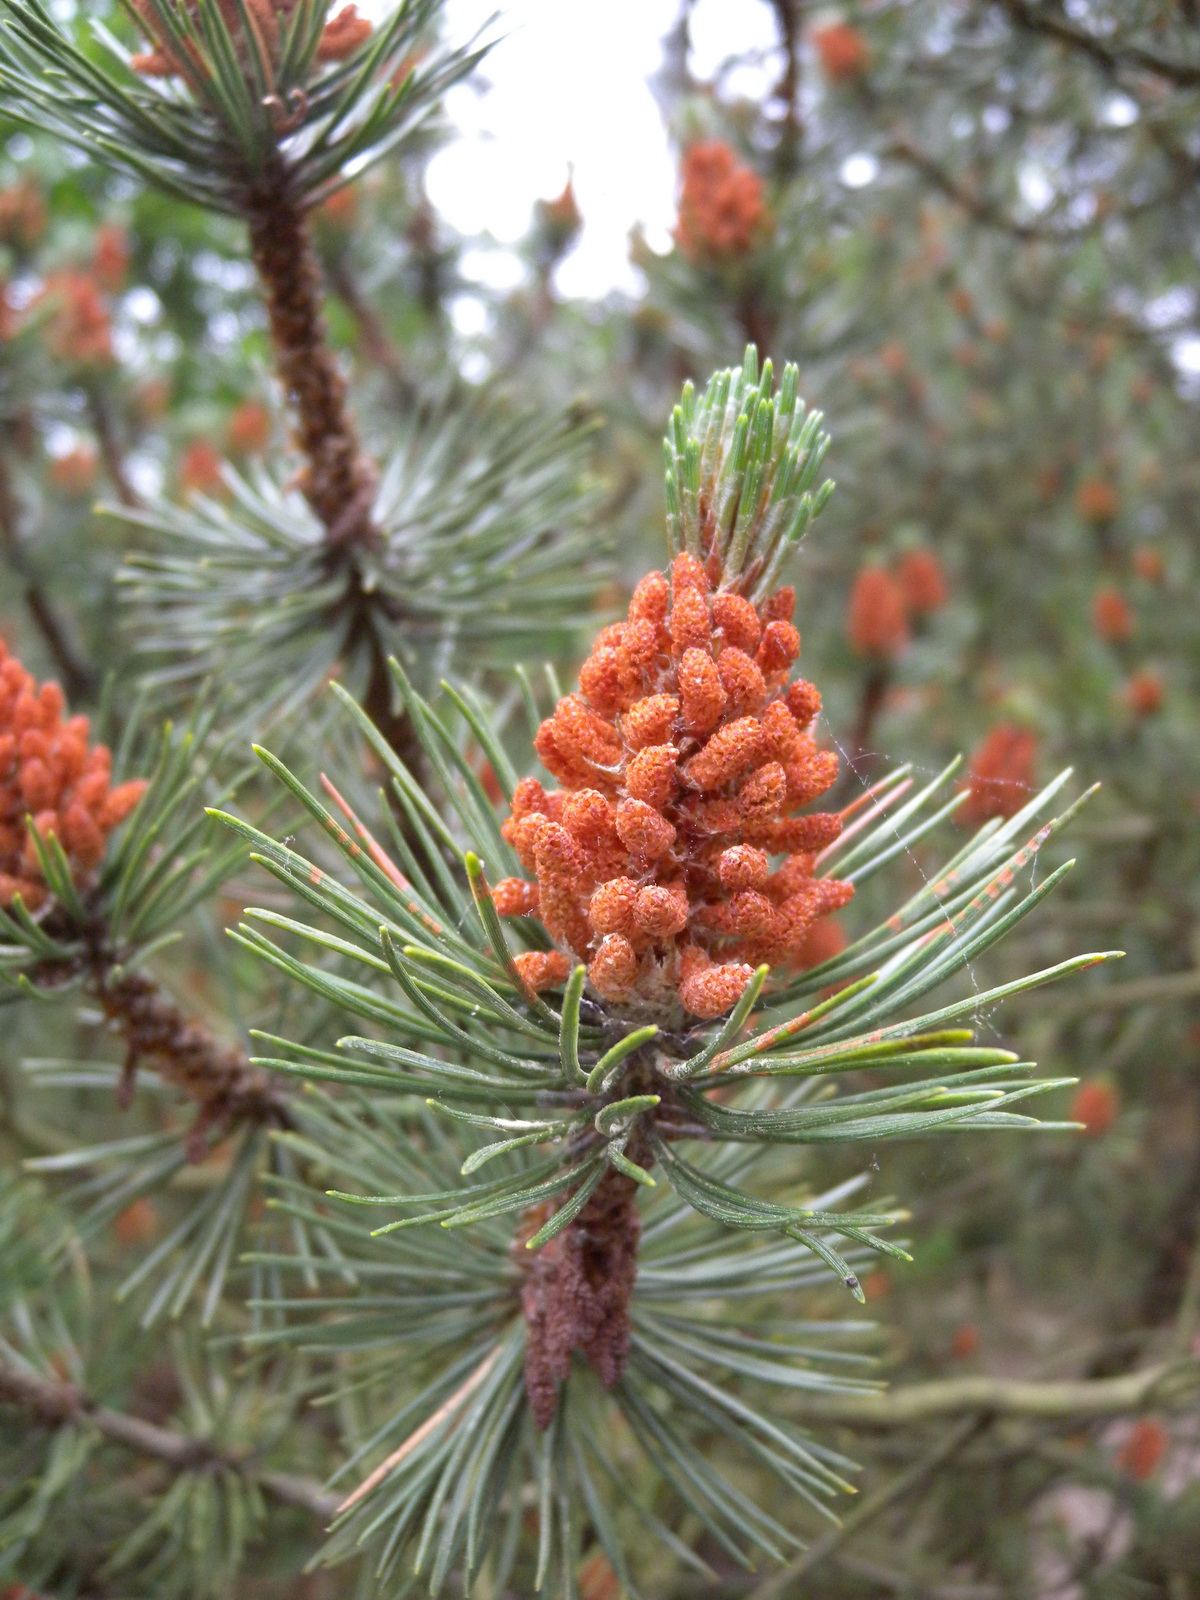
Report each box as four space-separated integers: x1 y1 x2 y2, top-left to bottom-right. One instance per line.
35 931 290 1156
999 0 1200 88
782 1357 1200 1428
96 961 290 1158
246 177 378 548
0 1358 337 1521
0 443 96 701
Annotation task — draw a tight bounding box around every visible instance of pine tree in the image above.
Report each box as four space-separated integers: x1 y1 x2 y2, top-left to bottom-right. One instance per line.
0 1 1195 1596
481 4 1200 1592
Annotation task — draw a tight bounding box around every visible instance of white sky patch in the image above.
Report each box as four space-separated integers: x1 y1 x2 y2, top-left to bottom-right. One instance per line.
690 0 779 94
1017 163 1054 213
839 151 878 189
424 0 777 298
1102 92 1138 128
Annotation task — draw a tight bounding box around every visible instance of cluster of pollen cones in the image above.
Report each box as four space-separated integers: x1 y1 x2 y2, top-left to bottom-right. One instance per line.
495 553 853 1021
0 644 145 911
675 141 770 263
130 0 371 78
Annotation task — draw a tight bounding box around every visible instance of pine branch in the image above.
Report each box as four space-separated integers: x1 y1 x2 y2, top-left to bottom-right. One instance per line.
998 0 1200 89
210 356 1118 1587
117 392 605 719
0 0 486 577
846 660 891 783
0 443 96 701
86 956 290 1159
772 1358 1200 1427
0 1357 337 1520
323 246 414 404
831 1554 1000 1600
886 122 1198 240
246 179 377 546
747 1415 984 1600
883 135 1045 241
82 375 140 509
0 689 286 1154
768 0 803 179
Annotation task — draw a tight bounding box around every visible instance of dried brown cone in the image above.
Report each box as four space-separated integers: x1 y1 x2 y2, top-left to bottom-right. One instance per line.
494 552 853 1023
518 1168 641 1430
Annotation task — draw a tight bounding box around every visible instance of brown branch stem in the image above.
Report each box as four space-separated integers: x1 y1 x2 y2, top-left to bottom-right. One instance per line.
776 1357 1200 1428
0 1358 336 1521
93 958 289 1159
245 176 378 547
245 176 435 767
747 1415 985 1600
884 135 1046 240
769 0 803 178
842 660 891 790
33 932 290 1158
998 0 1200 88
878 89 1197 241
83 378 140 509
324 248 414 407
521 1158 643 1429
360 626 424 778
0 442 97 701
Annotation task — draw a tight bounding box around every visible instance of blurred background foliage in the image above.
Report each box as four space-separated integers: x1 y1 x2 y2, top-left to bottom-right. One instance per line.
1 0 1200 1596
